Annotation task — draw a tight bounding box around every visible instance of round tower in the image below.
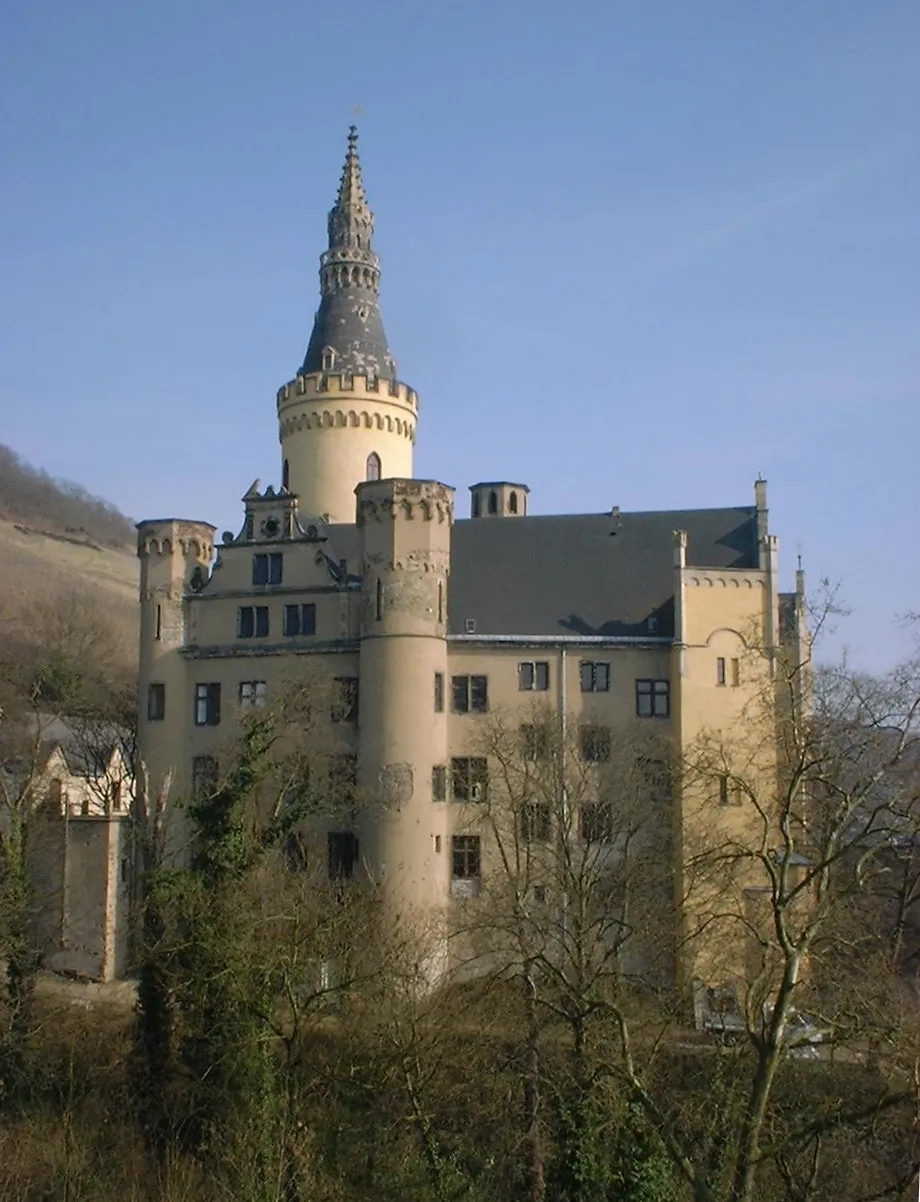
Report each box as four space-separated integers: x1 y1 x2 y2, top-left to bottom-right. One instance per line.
136 519 215 861
278 128 417 522
355 478 454 974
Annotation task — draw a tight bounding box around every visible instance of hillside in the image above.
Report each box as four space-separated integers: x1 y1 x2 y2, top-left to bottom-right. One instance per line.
0 444 138 665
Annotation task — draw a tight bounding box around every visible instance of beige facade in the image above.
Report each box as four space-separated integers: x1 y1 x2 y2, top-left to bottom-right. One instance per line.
135 129 804 996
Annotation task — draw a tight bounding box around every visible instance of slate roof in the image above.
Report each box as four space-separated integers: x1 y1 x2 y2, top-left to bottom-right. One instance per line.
320 505 760 641
301 286 393 380
448 507 759 639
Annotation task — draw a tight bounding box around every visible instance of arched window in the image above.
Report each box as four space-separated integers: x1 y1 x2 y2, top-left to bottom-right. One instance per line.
282 460 290 490
366 452 381 481
509 490 518 514
488 490 498 515
472 493 481 517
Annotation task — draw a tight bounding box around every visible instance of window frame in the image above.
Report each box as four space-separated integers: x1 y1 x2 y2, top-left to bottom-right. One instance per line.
580 661 611 693
434 671 444 713
239 680 267 709
451 834 481 880
635 678 670 718
283 602 316 637
432 765 447 802
327 831 359 880
579 725 612 762
252 552 283 587
237 605 269 639
194 682 221 727
451 674 489 714
332 677 359 724
521 724 552 762
716 656 727 687
580 801 614 844
147 682 166 721
520 801 552 843
519 660 550 692
450 756 488 802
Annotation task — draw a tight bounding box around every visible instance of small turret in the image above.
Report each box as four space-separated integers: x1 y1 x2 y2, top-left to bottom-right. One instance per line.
469 481 529 518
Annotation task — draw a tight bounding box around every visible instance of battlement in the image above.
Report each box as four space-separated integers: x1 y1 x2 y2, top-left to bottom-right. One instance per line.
277 371 418 411
356 479 454 526
136 519 216 562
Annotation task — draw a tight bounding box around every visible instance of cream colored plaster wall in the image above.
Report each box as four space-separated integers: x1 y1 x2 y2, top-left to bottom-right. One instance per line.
672 566 780 987
278 373 416 522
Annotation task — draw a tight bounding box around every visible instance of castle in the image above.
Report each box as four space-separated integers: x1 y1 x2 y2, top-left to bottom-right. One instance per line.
136 129 805 989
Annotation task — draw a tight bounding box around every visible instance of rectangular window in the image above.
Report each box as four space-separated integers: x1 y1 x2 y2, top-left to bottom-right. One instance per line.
580 661 610 693
283 603 316 637
238 605 269 639
434 672 444 713
716 657 727 686
239 680 267 708
147 682 166 721
451 834 481 882
718 776 743 807
520 801 551 843
328 831 359 880
451 757 488 802
636 679 670 718
451 675 488 713
521 724 551 762
580 725 611 762
332 678 359 723
330 752 358 791
194 683 221 726
580 801 613 843
639 757 670 804
432 765 447 802
519 661 550 691
731 658 741 687
192 754 218 801
252 552 283 586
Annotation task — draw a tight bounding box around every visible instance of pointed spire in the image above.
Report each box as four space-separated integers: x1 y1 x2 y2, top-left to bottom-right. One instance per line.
300 128 396 381
328 126 374 251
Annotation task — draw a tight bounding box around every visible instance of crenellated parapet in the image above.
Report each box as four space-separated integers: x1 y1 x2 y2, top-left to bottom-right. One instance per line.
356 480 453 528
136 519 216 564
277 371 418 410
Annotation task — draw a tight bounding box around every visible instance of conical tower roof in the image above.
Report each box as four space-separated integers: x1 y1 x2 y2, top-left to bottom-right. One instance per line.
301 128 396 381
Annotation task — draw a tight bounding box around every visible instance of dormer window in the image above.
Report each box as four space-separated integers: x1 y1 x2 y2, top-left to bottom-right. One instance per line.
366 452 381 481
322 346 336 371
282 459 290 490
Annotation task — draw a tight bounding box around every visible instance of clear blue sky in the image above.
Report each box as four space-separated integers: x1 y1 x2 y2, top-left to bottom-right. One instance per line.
2 1 917 668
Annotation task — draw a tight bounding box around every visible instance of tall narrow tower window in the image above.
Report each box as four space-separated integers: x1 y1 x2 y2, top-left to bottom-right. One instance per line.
509 491 518 514
472 493 481 518
375 577 383 621
488 490 498 515
366 452 381 481
282 459 290 490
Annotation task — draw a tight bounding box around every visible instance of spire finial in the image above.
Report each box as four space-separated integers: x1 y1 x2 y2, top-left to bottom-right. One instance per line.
328 125 373 252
